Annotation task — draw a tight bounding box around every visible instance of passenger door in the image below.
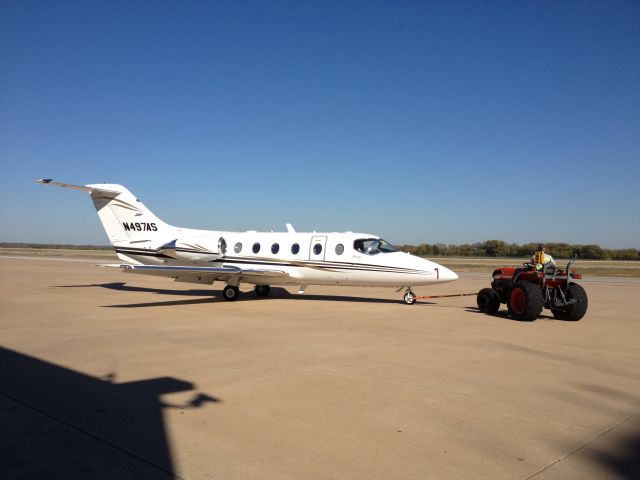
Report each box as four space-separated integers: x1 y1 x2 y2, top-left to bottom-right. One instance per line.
309 236 327 261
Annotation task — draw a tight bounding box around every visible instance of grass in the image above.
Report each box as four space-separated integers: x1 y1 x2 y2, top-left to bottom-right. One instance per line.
432 257 640 278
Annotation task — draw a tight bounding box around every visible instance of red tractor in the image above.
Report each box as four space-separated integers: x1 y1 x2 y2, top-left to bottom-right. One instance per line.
476 249 588 321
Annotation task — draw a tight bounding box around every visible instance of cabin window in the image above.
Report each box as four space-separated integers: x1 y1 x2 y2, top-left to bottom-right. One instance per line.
271 243 279 254
234 242 242 253
218 237 227 255
353 238 399 255
291 243 300 255
252 242 261 254
335 244 344 255
313 243 322 255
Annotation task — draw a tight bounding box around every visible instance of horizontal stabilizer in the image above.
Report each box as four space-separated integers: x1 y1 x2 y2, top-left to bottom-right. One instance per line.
36 179 120 194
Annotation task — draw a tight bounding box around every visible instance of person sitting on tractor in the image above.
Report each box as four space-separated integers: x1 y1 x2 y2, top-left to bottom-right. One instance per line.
531 243 555 271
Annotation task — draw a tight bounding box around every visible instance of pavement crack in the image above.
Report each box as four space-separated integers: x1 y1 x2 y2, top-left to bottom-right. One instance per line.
524 408 640 480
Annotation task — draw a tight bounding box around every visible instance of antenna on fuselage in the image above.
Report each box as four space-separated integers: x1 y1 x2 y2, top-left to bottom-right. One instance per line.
286 223 296 233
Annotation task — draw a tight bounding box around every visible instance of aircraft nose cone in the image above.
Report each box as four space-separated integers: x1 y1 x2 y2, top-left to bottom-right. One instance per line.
442 266 459 281
436 265 459 282
413 256 459 284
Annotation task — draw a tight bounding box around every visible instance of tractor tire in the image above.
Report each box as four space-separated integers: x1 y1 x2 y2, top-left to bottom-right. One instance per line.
477 288 500 314
507 281 544 321
551 284 588 321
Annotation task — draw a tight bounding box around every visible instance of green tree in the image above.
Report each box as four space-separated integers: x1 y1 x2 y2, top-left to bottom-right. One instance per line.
482 240 508 257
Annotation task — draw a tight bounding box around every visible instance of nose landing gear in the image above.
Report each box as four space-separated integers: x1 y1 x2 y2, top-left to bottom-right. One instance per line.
403 289 416 305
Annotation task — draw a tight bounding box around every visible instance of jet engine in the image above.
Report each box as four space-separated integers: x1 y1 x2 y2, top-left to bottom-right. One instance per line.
159 236 227 262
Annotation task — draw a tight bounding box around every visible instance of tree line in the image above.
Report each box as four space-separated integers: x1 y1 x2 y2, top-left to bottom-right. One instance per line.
397 240 639 260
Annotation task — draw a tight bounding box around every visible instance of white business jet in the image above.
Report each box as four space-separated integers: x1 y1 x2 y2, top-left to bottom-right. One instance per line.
37 180 458 304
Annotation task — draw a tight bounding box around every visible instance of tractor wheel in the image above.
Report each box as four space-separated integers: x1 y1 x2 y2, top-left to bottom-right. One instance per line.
507 281 544 321
551 284 588 321
477 288 500 314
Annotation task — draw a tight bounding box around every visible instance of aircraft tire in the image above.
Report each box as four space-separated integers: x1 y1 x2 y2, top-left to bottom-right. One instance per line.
404 291 416 305
223 285 240 301
255 285 271 297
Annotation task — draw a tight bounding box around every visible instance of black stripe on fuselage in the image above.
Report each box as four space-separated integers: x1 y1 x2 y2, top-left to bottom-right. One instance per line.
114 248 431 275
214 258 424 274
160 248 422 273
115 247 174 259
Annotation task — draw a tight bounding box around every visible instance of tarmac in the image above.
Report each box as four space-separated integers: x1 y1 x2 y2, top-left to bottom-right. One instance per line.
1 256 639 479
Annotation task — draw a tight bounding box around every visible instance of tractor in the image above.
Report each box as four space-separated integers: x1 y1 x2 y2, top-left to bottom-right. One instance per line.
476 249 588 321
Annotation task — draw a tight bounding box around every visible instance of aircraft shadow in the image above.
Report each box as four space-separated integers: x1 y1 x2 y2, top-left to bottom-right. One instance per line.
56 283 415 306
0 346 219 479
57 282 217 297
56 283 224 308
274 288 417 305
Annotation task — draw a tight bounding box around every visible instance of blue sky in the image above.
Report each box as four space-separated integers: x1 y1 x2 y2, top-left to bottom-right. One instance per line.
1 1 638 248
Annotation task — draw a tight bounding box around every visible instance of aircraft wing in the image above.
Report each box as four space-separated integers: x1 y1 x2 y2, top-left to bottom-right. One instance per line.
99 264 288 285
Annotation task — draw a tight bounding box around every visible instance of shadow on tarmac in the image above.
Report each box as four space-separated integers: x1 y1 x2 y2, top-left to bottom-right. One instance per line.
540 383 640 479
56 283 414 307
464 307 557 322
589 414 640 479
0 346 219 479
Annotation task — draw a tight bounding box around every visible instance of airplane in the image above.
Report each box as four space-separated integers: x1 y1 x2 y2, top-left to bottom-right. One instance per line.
36 179 458 304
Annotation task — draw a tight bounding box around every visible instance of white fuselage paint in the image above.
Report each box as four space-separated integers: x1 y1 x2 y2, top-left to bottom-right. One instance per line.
113 229 458 288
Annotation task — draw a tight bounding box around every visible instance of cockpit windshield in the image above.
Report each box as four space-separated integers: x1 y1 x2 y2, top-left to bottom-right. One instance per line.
353 238 399 255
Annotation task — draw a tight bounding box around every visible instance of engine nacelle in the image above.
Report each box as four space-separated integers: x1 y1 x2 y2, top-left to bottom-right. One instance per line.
159 236 226 262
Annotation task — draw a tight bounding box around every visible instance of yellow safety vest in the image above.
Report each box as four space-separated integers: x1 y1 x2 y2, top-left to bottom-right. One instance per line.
533 252 553 270
533 251 544 265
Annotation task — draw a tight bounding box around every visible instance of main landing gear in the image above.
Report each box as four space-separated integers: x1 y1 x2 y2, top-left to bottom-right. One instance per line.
403 289 417 305
222 285 240 301
255 285 271 297
222 284 272 301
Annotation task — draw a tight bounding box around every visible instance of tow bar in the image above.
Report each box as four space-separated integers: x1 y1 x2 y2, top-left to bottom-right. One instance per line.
414 293 477 300
402 288 477 305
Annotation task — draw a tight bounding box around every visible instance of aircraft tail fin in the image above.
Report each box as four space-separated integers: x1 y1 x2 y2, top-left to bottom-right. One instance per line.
36 179 174 245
